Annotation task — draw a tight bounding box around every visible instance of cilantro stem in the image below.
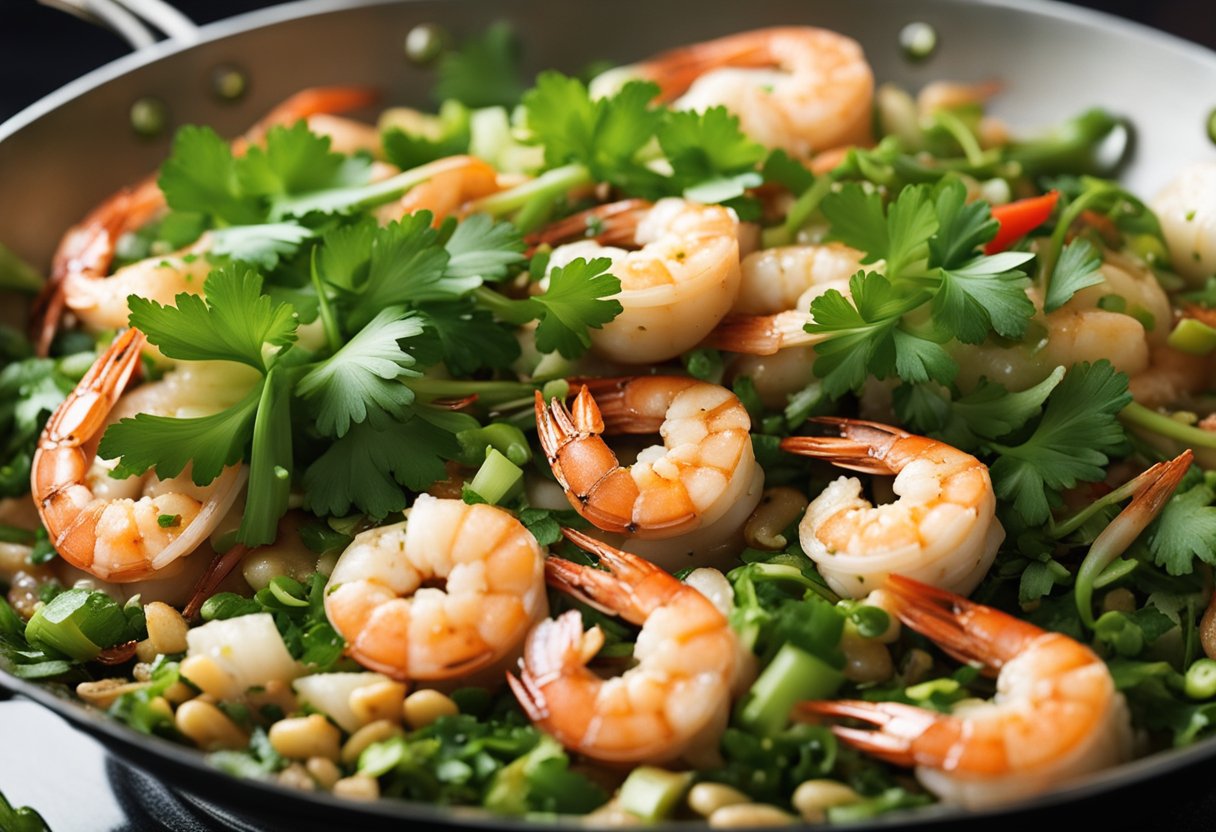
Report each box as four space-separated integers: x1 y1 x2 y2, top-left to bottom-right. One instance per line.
272 159 464 218
1120 402 1216 450
934 110 985 167
761 173 834 249
407 377 537 408
309 248 342 355
472 286 537 324
468 163 593 219
1048 473 1147 539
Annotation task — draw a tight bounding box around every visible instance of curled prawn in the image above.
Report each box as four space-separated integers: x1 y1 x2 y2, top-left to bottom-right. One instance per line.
32 86 378 355
535 376 762 547
533 198 742 364
508 529 739 764
594 27 874 156
323 494 548 683
799 575 1132 809
31 329 246 582
781 418 1003 599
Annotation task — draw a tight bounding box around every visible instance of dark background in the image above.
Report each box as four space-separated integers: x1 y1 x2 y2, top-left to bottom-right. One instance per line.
0 0 1214 122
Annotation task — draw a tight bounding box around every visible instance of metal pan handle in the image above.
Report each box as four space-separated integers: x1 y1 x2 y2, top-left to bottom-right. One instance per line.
37 0 199 51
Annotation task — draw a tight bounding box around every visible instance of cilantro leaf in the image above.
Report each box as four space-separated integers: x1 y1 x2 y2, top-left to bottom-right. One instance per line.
418 301 521 375
303 413 463 517
951 367 1065 440
658 106 766 191
236 121 369 197
296 309 426 437
932 252 1036 343
1044 238 1104 313
761 149 814 194
532 257 623 358
988 361 1131 525
929 180 998 268
523 72 662 186
891 329 957 385
126 264 298 371
433 22 525 108
822 184 937 279
1147 479 1216 576
159 126 262 225
209 222 314 269
98 383 261 486
442 213 525 282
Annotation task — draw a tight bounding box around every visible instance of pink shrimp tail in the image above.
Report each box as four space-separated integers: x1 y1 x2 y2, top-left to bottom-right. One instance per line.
883 575 1044 672
526 199 651 251
780 418 910 475
796 699 941 766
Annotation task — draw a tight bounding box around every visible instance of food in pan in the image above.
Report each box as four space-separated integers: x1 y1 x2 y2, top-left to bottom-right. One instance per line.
3 21 1216 825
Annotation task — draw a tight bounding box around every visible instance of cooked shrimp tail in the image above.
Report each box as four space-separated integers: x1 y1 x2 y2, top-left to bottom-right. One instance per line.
535 377 758 538
798 576 1132 808
525 199 652 251
509 531 739 764
704 311 825 355
779 418 1003 598
32 329 247 581
1075 450 1193 626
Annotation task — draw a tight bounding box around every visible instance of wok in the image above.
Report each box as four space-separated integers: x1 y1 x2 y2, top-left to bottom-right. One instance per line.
1 0 1215 828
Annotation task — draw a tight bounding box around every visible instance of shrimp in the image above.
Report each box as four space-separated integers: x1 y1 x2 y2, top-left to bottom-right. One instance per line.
536 198 742 364
31 86 378 355
323 494 548 682
378 155 502 224
781 418 1003 599
798 575 1132 809
706 243 864 406
508 528 739 764
593 27 874 157
951 253 1172 392
1151 160 1216 285
535 376 762 542
31 329 247 582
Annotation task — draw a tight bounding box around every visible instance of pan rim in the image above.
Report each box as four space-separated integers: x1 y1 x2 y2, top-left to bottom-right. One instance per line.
3 0 1216 826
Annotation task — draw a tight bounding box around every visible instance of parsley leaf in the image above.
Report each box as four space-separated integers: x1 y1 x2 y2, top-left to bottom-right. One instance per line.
126 265 298 371
296 309 426 437
1044 238 1104 313
523 72 662 187
442 213 525 282
418 301 521 375
209 222 314 270
158 125 262 225
929 179 998 268
434 22 525 108
932 251 1036 343
988 361 1131 525
532 257 623 358
303 412 466 517
98 384 260 485
1147 478 1216 576
236 120 369 197
658 106 766 193
822 184 937 279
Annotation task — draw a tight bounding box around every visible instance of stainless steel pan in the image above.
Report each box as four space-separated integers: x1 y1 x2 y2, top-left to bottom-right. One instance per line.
1 0 1215 827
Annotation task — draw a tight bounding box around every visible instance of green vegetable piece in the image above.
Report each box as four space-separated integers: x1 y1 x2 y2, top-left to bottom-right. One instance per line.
267 577 310 609
0 243 43 294
25 589 131 661
466 447 524 506
736 643 844 735
157 513 181 528
456 422 532 467
0 789 50 832
1167 317 1216 356
616 766 692 822
1185 659 1216 700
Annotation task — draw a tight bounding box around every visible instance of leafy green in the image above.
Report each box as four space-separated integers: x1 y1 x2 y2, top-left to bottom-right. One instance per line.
531 258 623 358
296 309 425 437
382 101 471 169
433 22 525 108
658 106 766 194
0 789 49 832
127 265 297 371
1147 477 1216 576
989 361 1131 525
1044 238 1104 313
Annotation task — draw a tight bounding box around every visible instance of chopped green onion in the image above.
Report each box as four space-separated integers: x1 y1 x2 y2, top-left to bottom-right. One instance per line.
267 578 309 609
1185 658 1216 699
457 422 532 467
616 766 692 822
736 643 844 735
1167 317 1216 356
466 447 524 506
157 514 182 528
